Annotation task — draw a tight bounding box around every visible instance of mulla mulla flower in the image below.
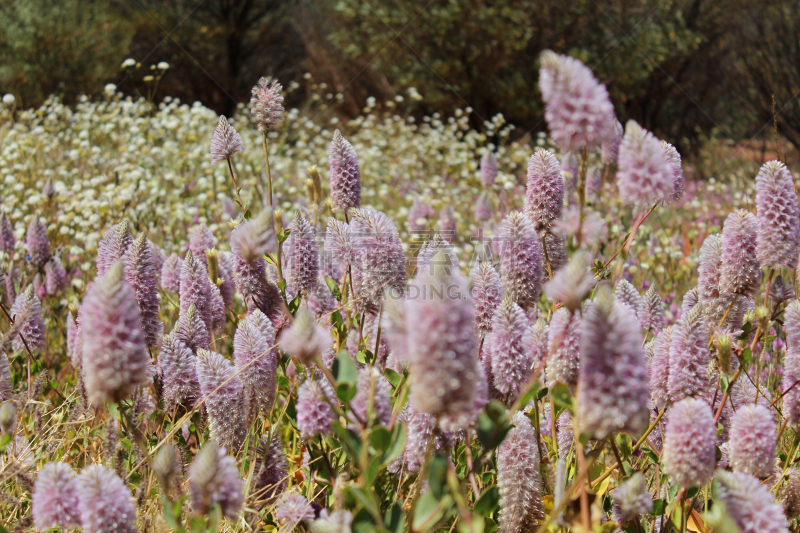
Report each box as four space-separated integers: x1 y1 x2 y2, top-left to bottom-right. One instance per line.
728 404 777 478
233 311 278 419
230 225 282 322
158 333 199 411
189 441 244 518
755 160 800 270
230 209 277 264
720 209 759 297
498 211 543 312
8 285 46 352
407 251 480 430
188 224 215 264
402 409 453 474
195 349 246 451
350 208 407 309
252 434 287 506
615 278 644 327
616 121 674 207
0 213 14 255
297 376 335 438
545 307 581 388
668 304 712 403
350 367 393 429
481 150 498 188
328 130 361 212
470 262 503 341
173 303 210 354
439 205 456 236
784 302 800 427
538 50 615 152
275 491 316 530
475 192 493 222
285 211 319 295
81 262 150 406
96 220 133 277
601 119 624 165
524 319 548 375
250 77 284 132
44 256 67 295
714 470 790 533
25 216 51 268
641 284 665 333
544 251 594 312
611 472 653 525
32 462 81 531
661 140 684 204
210 115 244 164
661 398 716 489
408 196 434 232
524 148 564 233
124 233 163 349
497 412 543 533
577 286 649 439
161 253 183 293
649 325 672 411
416 233 459 274
279 307 332 366
179 251 215 333
76 464 137 533
485 299 531 402
779 469 800 519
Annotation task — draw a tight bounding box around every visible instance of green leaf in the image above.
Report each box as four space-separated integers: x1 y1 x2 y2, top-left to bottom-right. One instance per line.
332 422 362 460
385 503 405 533
381 423 407 466
244 209 252 219
333 350 358 387
474 486 499 516
288 294 301 314
369 427 392 454
278 228 292 243
740 347 752 364
515 381 540 409
550 383 573 417
325 276 343 301
208 503 222 533
477 401 512 451
615 433 632 459
720 375 731 394
383 368 401 388
412 492 452 531
428 453 449 499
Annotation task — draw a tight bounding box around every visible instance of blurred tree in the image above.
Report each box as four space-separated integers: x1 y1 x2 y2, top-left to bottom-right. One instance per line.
0 0 132 107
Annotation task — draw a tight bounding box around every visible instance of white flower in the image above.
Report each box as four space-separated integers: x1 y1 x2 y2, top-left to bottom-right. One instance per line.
157 62 169 70
2 94 15 105
121 58 136 68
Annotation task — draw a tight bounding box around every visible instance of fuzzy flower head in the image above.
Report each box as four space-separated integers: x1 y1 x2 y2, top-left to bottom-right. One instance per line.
195 349 246 450
601 119 624 165
285 211 319 295
8 285 46 352
649 326 672 411
481 150 498 188
641 285 665 333
661 141 684 204
189 441 244 518
538 50 615 151
470 262 503 340
161 253 183 293
756 160 800 270
230 209 277 263
252 435 287 506
350 367 393 429
668 303 712 403
77 464 137 533
497 412 543 533
616 121 674 207
407 251 479 430
553 206 607 248
329 130 361 212
729 404 777 478
714 470 790 533
124 233 163 349
279 308 332 366
577 286 649 439
546 307 581 388
498 211 543 312
612 473 653 525
544 251 595 311
275 491 316 529
96 220 133 277
32 462 81 531
662 398 716 488
25 216 51 268
210 115 244 164
233 311 277 417
81 262 150 406
486 299 531 401
297 376 335 438
720 209 759 297
615 278 644 327
0 213 14 255
475 192 493 222
524 148 564 232
350 208 407 308
159 333 199 410
174 303 210 353
250 77 284 132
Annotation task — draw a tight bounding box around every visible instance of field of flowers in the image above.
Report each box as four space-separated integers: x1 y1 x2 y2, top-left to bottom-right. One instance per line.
0 50 795 533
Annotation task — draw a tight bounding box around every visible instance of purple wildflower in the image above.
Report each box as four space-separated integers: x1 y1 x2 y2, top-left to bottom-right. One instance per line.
329 130 361 212
720 209 759 297
481 150 498 188
161 253 183 293
210 116 244 164
351 367 393 429
612 473 652 525
524 148 564 233
297 376 335 438
250 77 285 132
44 256 67 295
275 491 315 529
350 208 407 308
715 470 789 533
617 121 673 207
475 192 493 222
189 442 244 518
0 353 11 401
179 251 215 333
649 325 672 411
173 303 210 354
661 141 684 204
229 209 277 264
32 462 81 531
470 262 503 340
497 412 543 533
641 285 665 333
159 333 199 410
544 251 594 312
25 217 51 268
408 197 434 232
729 404 777 478
233 310 278 418
0 213 14 255
524 319 548 374
601 119 624 165
485 300 530 402
195 349 246 450
615 278 644 327
124 233 163 349
546 307 581 388
8 285 46 352
252 434 287 506
662 398 716 488
668 304 712 403
285 211 318 295
76 464 137 533
756 161 800 270
279 308 332 366
96 221 133 277
498 211 543 312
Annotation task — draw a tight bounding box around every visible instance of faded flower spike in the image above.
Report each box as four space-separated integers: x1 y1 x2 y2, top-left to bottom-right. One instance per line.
498 211 543 312
538 50 615 151
230 209 277 264
81 261 150 406
720 209 759 297
32 462 81 531
616 120 674 207
279 307 332 366
577 286 649 439
714 470 790 533
250 77 285 132
481 150 498 188
497 412 543 533
210 115 244 164
545 307 581 388
524 148 564 233
9 285 46 352
755 160 800 270
728 404 777 478
76 464 137 533
329 130 361 212
544 251 594 312
661 140 684 204
661 398 716 489
189 441 244 518
612 473 653 525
